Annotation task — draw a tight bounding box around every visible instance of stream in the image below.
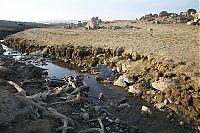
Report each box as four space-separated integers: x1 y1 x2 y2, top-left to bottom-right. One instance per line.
1 42 195 133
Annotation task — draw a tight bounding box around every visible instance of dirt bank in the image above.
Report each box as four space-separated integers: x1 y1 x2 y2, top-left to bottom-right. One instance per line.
3 21 200 131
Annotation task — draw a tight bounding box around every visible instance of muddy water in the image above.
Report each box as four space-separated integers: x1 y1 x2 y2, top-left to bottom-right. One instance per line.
1 43 195 133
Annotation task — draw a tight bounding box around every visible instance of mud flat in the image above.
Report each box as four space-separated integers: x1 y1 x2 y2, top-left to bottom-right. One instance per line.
2 20 200 131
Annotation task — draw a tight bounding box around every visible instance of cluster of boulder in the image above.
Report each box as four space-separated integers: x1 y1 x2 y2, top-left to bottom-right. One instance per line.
140 9 200 25
85 17 102 30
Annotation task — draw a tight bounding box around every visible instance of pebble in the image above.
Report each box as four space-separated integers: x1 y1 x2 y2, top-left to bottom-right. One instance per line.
98 92 104 100
141 105 152 115
115 118 120 123
94 106 101 112
106 127 111 131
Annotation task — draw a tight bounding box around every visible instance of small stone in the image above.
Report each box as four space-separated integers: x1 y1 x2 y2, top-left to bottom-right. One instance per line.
154 102 166 110
94 106 101 112
128 86 141 95
108 118 113 123
106 127 111 131
141 105 152 115
98 92 104 100
115 118 120 123
114 76 127 87
164 99 168 105
179 121 184 126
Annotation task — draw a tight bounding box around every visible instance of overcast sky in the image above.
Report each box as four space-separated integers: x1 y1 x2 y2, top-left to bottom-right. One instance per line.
0 0 199 21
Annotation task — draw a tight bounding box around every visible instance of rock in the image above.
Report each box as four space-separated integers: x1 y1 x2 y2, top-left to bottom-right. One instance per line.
98 92 104 100
153 20 161 24
186 21 194 25
123 74 134 84
85 17 102 30
94 106 101 112
146 90 156 95
151 77 172 91
117 103 131 111
187 9 197 16
141 106 152 115
193 98 200 110
128 86 141 95
154 102 166 110
159 11 169 17
114 76 127 87
115 118 120 123
147 28 153 31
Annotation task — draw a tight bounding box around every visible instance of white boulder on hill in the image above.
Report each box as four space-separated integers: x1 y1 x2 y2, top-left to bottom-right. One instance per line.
85 17 102 30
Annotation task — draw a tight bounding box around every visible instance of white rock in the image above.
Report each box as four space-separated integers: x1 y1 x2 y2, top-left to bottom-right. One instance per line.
164 99 168 105
98 92 104 100
151 77 171 91
123 76 134 84
128 86 141 94
154 102 166 110
141 106 152 115
122 64 127 72
116 66 121 73
146 90 156 95
114 76 127 87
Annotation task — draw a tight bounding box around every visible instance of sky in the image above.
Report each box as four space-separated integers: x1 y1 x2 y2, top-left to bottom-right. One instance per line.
0 0 199 21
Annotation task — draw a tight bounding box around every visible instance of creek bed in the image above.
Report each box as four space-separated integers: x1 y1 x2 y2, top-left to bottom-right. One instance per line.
1 42 195 133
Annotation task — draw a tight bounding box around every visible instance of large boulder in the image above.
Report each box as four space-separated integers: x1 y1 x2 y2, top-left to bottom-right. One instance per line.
159 11 169 17
85 17 102 30
187 9 197 16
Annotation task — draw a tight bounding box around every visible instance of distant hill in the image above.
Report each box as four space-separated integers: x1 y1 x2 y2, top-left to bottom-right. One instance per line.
0 20 47 39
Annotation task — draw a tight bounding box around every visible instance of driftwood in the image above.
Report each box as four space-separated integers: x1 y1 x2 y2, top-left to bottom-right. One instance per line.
8 81 27 96
6 76 129 133
7 80 74 133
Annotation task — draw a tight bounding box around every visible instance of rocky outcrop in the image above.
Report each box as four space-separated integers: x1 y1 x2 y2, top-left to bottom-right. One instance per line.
140 9 200 25
85 17 102 30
